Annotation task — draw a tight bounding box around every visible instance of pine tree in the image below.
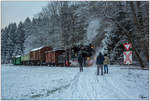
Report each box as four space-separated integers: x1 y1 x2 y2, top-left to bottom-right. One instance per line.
1 27 9 63
7 23 17 63
23 17 32 38
16 22 25 55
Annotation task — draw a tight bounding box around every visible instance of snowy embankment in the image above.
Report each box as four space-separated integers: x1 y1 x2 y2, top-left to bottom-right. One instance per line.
1 64 149 100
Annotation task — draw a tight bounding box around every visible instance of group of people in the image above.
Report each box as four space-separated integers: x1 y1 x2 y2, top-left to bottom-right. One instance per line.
96 52 109 75
78 51 110 75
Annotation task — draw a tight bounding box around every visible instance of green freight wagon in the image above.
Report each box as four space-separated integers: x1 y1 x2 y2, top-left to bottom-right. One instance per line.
21 53 30 65
12 55 22 65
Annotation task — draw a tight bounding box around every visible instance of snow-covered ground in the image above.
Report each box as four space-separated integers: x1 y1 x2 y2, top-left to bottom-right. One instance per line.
1 64 149 100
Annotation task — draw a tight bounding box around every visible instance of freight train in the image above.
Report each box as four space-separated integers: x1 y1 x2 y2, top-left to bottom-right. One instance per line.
12 44 95 67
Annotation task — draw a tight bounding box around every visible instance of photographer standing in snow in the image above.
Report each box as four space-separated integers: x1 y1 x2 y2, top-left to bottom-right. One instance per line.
96 52 104 75
78 50 84 72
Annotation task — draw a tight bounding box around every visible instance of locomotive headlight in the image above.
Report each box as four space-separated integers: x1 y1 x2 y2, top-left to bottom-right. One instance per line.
87 57 90 60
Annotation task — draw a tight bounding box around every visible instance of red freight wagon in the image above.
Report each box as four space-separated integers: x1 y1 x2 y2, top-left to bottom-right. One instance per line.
46 49 65 66
30 46 52 65
45 51 53 64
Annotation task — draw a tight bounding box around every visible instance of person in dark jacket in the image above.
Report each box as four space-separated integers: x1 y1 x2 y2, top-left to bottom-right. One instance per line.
78 51 84 72
96 52 104 75
82 51 87 67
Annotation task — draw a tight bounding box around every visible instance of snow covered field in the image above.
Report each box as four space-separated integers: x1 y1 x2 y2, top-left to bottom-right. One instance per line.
1 64 149 100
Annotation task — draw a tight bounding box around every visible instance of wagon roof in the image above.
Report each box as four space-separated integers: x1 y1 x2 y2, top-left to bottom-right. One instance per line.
15 55 21 58
30 46 44 52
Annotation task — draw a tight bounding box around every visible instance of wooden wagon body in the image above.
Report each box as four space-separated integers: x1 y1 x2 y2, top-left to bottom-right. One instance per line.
12 55 22 65
46 49 65 66
21 53 30 65
30 46 52 64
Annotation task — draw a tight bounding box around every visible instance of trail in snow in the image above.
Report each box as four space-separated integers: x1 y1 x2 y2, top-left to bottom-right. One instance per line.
45 65 148 100
59 67 131 100
2 64 149 100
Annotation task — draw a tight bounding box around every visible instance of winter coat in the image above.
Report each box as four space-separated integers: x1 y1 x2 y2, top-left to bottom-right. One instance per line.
78 55 83 64
103 56 109 65
96 54 104 65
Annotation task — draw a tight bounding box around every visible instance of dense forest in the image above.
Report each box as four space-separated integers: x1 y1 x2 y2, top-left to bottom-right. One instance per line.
1 1 149 68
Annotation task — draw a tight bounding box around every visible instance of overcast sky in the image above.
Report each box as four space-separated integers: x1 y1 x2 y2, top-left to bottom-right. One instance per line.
1 1 48 29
